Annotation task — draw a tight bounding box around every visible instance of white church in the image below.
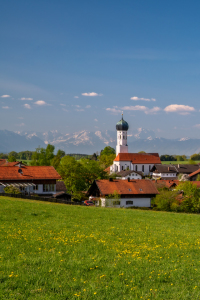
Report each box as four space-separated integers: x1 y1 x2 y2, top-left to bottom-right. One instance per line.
109 114 161 176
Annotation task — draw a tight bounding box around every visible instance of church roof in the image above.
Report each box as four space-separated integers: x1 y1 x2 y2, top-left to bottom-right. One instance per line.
116 116 129 131
114 153 161 164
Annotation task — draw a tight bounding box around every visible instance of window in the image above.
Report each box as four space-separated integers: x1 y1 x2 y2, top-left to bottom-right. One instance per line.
122 166 124 170
149 165 151 171
116 166 118 171
43 184 55 192
120 135 121 139
135 165 137 171
142 165 144 172
126 201 133 205
33 185 38 191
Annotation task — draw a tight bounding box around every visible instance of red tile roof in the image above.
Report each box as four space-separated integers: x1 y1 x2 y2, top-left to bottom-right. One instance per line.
0 166 61 181
188 169 200 177
0 159 7 166
104 166 111 173
114 153 161 164
95 179 158 196
0 161 26 167
153 179 180 189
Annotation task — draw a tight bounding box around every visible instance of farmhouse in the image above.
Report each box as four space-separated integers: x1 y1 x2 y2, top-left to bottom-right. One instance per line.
0 165 62 196
88 179 158 208
116 170 143 180
109 114 161 175
151 164 200 179
188 169 200 181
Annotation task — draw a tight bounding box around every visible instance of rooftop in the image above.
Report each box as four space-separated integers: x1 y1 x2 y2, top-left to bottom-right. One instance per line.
94 179 158 195
114 153 161 164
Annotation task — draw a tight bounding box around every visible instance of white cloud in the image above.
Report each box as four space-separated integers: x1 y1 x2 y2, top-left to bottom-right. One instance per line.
34 100 47 106
194 124 200 128
106 108 121 114
60 104 66 106
62 108 68 112
82 92 102 97
122 105 148 111
75 108 84 112
145 107 161 114
17 123 25 127
107 105 161 115
20 97 33 100
1 95 10 98
130 96 156 101
94 119 98 122
86 105 91 108
75 105 80 108
164 104 195 113
2 106 10 109
74 96 79 98
24 104 31 109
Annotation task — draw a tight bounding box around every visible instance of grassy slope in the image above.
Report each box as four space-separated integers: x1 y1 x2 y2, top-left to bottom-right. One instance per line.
0 198 200 300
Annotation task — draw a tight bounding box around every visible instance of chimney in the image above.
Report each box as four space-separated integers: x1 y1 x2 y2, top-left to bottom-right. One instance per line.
178 164 180 168
168 167 170 171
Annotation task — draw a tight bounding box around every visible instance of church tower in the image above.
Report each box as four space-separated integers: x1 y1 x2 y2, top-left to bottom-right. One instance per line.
116 114 129 156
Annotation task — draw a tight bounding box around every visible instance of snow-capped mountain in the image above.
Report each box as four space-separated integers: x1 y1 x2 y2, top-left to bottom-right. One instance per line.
1 128 200 155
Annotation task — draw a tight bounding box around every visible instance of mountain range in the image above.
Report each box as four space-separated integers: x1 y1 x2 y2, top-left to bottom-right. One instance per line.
0 128 200 156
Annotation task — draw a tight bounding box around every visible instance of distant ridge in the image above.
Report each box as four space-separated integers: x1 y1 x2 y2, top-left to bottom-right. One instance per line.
1 129 200 155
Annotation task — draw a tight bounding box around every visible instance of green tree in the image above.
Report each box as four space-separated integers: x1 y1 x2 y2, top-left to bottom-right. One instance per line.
58 156 87 194
160 155 177 161
80 159 108 188
190 153 200 160
138 151 146 153
8 156 16 162
175 181 200 212
51 149 65 170
8 151 18 159
99 154 116 169
101 146 115 156
31 144 55 166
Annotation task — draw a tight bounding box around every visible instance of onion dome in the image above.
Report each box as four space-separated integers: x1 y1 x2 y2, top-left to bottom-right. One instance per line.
116 114 129 131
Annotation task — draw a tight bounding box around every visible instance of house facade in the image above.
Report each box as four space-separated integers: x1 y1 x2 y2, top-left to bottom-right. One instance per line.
151 164 200 180
0 165 62 196
116 170 143 180
88 179 159 208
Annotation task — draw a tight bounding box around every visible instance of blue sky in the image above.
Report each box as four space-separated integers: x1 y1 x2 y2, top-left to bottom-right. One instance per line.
1 0 200 139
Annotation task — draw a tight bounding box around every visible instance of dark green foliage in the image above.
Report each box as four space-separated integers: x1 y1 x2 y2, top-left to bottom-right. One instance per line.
190 153 200 160
152 190 178 211
160 155 177 161
0 153 8 159
153 181 200 213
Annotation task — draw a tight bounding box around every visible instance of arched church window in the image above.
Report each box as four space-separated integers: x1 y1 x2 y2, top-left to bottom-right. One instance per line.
142 165 144 172
135 165 137 171
120 135 121 139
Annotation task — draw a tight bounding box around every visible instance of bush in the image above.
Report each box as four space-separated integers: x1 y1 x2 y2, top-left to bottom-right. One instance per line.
4 186 21 194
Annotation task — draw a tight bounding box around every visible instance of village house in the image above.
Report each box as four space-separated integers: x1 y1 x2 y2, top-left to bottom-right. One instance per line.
115 170 143 180
109 114 161 176
151 164 200 180
188 169 200 181
88 178 159 208
0 164 62 196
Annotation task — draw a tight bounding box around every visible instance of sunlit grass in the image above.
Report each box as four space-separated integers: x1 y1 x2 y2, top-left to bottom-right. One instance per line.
0 197 200 299
161 160 200 164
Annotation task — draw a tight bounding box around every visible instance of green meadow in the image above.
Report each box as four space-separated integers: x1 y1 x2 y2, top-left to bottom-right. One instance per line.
161 161 200 164
0 198 200 300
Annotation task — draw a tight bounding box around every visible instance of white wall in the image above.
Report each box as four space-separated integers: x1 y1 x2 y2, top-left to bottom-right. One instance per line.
101 197 151 208
152 172 176 178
